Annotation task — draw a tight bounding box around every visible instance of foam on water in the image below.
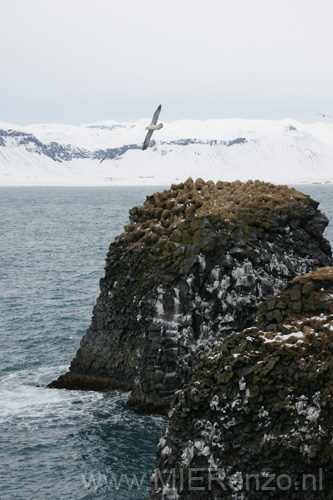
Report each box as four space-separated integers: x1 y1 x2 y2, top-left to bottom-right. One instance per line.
0 187 166 500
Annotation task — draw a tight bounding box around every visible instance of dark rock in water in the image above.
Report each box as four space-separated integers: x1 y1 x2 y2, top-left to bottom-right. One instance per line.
49 178 333 412
47 371 132 392
150 267 333 499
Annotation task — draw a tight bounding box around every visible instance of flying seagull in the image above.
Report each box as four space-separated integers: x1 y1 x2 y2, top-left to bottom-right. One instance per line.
317 113 332 118
100 155 107 163
143 104 163 150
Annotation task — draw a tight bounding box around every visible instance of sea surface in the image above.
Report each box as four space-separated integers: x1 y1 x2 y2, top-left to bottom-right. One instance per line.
1 184 333 500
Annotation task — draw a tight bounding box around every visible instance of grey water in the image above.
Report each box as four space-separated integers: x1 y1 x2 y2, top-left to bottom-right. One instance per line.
0 187 167 500
0 184 332 500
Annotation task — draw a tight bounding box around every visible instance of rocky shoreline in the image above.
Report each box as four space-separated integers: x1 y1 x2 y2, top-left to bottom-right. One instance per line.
48 178 333 498
49 178 332 415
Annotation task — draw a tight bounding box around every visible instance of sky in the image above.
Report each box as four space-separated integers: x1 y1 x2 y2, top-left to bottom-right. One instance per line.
1 0 333 125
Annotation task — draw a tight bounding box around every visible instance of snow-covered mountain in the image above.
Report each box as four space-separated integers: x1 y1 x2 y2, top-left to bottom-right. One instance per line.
0 118 332 186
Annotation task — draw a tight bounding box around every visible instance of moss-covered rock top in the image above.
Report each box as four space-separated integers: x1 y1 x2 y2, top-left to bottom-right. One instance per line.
121 177 313 247
258 265 333 333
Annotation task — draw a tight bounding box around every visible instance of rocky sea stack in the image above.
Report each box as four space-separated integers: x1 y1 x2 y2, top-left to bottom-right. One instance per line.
49 178 332 413
150 267 333 499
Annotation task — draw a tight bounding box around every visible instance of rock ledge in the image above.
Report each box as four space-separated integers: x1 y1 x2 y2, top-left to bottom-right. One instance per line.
150 267 333 499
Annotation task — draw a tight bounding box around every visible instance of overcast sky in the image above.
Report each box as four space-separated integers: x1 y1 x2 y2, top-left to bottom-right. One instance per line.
1 0 333 125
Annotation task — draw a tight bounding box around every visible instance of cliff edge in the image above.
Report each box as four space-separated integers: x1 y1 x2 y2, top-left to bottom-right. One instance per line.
49 178 332 412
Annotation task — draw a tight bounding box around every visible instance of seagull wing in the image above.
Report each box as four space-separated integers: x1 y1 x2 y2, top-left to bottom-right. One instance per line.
151 104 162 125
143 129 154 150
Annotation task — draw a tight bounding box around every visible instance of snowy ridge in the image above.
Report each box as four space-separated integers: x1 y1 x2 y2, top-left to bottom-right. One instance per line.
0 118 332 186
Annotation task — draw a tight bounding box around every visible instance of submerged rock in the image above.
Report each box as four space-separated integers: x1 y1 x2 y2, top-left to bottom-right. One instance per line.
150 267 333 499
49 178 332 411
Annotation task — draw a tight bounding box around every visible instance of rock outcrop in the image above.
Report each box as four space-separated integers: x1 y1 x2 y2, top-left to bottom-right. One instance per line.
49 178 332 412
150 267 333 499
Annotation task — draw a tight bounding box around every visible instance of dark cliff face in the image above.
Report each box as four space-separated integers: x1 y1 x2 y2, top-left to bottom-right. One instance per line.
49 178 332 410
150 267 333 499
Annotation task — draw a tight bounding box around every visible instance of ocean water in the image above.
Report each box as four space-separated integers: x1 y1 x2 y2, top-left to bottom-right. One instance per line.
0 187 167 500
1 184 333 500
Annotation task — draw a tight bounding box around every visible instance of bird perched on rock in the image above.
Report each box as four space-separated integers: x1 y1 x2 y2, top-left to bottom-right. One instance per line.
143 105 163 150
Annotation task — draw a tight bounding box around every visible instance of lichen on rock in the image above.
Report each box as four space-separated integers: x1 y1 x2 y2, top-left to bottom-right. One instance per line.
49 178 332 413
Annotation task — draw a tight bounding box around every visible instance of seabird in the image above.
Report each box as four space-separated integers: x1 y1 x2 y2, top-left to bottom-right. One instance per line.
317 113 332 118
143 104 163 150
100 155 107 163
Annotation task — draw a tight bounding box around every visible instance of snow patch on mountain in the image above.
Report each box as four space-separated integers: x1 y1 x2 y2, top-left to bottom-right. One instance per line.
0 118 332 186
